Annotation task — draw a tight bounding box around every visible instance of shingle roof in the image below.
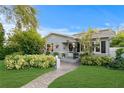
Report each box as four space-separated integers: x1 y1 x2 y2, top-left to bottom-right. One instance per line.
45 33 75 39
46 29 116 40
73 29 116 39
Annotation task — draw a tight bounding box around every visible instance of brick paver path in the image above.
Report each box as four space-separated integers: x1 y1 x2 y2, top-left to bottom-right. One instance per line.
22 62 78 88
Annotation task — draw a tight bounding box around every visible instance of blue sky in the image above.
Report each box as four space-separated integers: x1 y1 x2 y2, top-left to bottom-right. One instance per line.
0 5 124 36
34 5 124 36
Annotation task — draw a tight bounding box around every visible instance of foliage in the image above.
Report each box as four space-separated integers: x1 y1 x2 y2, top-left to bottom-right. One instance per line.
7 28 45 54
80 28 94 55
109 48 124 70
0 5 38 30
0 23 4 47
4 54 56 70
80 55 112 66
53 52 59 56
115 48 124 59
111 31 124 47
46 51 51 55
0 44 20 60
109 59 124 70
62 53 65 57
0 47 6 60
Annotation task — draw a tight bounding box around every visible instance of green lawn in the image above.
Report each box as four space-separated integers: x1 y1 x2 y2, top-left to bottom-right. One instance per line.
49 66 124 88
0 60 53 88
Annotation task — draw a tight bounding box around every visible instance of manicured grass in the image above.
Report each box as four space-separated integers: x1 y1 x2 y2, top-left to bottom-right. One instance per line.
49 65 124 88
0 60 53 88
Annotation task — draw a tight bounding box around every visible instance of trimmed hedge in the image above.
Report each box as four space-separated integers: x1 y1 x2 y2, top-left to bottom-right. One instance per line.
53 52 59 56
80 55 112 66
4 54 56 70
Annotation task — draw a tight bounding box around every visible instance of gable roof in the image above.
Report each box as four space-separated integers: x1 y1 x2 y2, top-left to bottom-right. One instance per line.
45 29 116 40
73 29 116 39
45 33 75 39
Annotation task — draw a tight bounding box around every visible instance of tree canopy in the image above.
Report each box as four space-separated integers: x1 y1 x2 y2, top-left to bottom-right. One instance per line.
80 28 94 55
0 23 4 47
111 31 124 47
0 5 38 30
8 28 45 54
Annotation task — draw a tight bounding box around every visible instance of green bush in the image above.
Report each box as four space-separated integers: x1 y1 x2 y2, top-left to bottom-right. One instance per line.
7 28 45 55
53 52 59 56
4 54 56 70
80 55 112 66
62 53 65 57
115 48 124 59
109 48 124 70
109 59 124 70
0 46 19 60
0 47 5 60
46 51 50 55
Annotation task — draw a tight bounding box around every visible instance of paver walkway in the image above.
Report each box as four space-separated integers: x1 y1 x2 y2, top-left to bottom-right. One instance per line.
22 61 78 88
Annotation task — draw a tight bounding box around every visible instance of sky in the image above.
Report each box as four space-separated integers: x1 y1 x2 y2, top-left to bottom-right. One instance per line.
34 5 124 36
1 5 124 36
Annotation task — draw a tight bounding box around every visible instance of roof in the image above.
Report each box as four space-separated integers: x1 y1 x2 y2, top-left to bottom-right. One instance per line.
73 29 116 39
45 29 116 40
45 33 75 39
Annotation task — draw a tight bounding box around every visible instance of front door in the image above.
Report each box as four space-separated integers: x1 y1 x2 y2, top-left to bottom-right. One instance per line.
101 41 106 53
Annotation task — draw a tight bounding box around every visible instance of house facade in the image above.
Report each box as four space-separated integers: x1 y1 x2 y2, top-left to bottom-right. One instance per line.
45 29 116 58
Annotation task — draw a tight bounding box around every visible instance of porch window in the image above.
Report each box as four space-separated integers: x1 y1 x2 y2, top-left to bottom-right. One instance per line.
81 44 84 51
77 42 80 52
47 43 54 52
92 42 94 51
69 43 73 52
96 43 100 52
101 41 106 53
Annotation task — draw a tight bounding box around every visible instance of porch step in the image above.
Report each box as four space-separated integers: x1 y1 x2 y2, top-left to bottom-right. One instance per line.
60 58 79 63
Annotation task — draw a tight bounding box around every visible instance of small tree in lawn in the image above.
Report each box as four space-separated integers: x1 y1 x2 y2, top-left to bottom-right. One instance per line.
80 28 94 55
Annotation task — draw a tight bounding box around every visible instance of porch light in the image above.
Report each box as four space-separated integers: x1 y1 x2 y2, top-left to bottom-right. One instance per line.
72 42 76 48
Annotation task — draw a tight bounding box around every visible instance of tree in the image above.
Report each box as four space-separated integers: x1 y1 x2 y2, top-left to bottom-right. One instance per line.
8 28 45 54
80 28 94 55
0 5 38 30
0 23 4 47
111 31 124 47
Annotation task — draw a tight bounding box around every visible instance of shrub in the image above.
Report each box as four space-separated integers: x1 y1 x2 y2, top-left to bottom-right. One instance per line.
80 52 89 58
62 53 65 57
4 54 56 70
0 46 20 60
46 51 50 55
108 48 124 70
0 47 6 60
115 48 124 59
109 59 124 70
7 28 45 55
53 52 59 56
80 55 112 66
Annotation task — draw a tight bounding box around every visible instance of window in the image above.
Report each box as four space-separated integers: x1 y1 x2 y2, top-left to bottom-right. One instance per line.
69 43 73 52
92 42 94 51
51 43 54 52
101 41 106 53
96 43 100 52
47 43 54 52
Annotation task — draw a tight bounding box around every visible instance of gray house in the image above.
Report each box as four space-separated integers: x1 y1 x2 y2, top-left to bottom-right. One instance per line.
45 29 115 57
